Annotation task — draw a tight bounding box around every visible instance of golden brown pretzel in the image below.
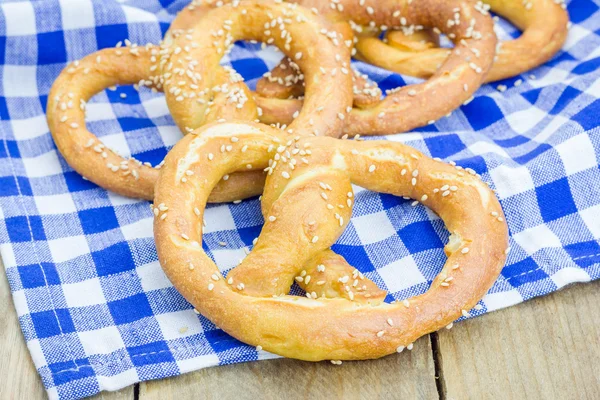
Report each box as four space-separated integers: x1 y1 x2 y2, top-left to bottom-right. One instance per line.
47 1 353 202
355 0 569 82
153 120 509 361
175 0 498 136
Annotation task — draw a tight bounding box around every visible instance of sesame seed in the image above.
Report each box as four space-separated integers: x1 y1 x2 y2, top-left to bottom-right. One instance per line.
461 247 470 254
208 283 214 291
377 330 385 337
268 216 276 222
396 346 405 353
311 236 319 243
368 164 376 173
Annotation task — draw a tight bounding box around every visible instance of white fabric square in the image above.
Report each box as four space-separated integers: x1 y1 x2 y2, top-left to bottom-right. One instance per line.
23 151 63 178
100 133 131 158
47 387 59 400
585 76 600 97
3 65 38 97
11 289 29 317
176 354 220 374
97 369 139 392
78 326 126 354
63 278 106 307
203 206 237 233
533 115 570 144
11 115 49 140
156 125 183 147
530 68 571 88
122 5 156 23
1 2 36 36
352 211 396 244
48 235 90 263
107 191 145 207
513 224 562 255
564 24 591 51
254 46 284 70
555 133 597 175
155 310 203 340
59 0 95 30
34 193 77 215
377 256 426 293
119 217 153 241
468 140 510 158
137 261 172 292
26 339 47 371
505 107 547 134
483 289 523 312
142 96 169 118
489 163 535 199
212 248 248 272
85 102 116 122
0 243 16 268
579 204 600 239
551 267 591 289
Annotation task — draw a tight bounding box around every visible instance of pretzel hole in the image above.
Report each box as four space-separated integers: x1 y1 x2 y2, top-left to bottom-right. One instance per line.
86 84 178 168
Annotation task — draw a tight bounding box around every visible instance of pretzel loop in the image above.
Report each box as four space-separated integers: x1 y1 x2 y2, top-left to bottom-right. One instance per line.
355 0 569 83
154 120 509 361
47 1 354 202
174 0 499 135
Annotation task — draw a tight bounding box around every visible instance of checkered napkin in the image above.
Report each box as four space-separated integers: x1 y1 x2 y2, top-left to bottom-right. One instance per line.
1 0 599 398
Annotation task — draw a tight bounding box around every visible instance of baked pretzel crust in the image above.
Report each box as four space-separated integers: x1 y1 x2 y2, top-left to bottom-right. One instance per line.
154 121 508 361
355 0 569 82
47 1 353 202
175 0 498 136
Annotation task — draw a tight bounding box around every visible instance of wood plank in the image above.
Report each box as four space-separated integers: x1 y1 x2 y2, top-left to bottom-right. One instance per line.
0 257 134 400
141 335 438 400
438 281 600 400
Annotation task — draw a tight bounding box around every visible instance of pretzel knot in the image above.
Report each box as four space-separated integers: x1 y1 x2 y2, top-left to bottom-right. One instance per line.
355 0 569 83
154 121 509 361
46 1 352 202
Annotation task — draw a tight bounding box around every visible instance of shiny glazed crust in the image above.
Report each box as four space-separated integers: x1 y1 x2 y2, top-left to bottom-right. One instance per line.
174 0 498 136
47 1 353 201
356 0 569 83
153 121 509 361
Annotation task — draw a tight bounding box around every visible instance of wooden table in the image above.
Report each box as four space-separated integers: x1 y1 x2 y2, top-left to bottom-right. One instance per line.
2 256 599 400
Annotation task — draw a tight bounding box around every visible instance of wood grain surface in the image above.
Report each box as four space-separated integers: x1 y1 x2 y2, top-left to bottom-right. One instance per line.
140 335 437 400
2 251 599 399
438 281 600 400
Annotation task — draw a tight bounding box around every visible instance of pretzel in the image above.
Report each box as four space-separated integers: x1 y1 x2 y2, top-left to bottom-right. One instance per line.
355 0 569 82
47 1 353 201
175 0 498 136
153 120 509 361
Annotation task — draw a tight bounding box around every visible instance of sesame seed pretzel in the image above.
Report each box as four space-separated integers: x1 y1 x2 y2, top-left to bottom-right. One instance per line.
174 0 498 136
153 120 509 361
355 0 569 82
47 1 353 202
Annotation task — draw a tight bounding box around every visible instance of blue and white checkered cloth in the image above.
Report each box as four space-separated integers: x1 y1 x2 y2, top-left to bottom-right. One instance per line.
1 0 599 398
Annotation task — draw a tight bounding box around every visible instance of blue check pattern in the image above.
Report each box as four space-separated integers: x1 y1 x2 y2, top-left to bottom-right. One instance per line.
1 0 599 398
